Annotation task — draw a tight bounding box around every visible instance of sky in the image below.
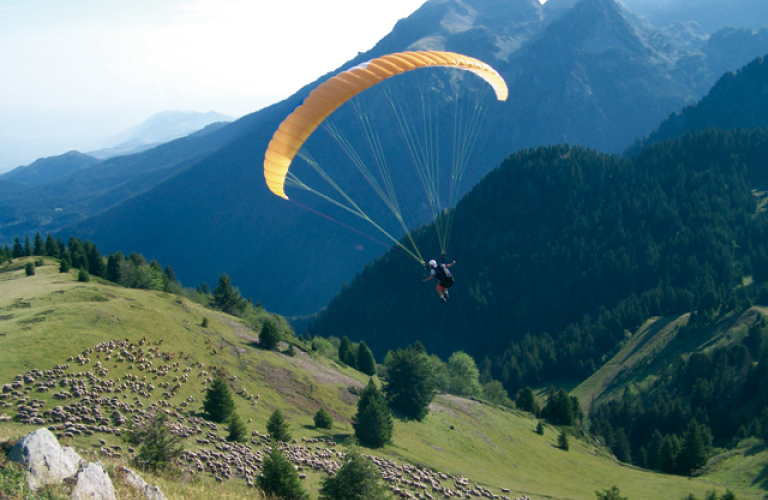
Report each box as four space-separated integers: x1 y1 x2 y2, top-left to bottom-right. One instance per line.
0 0 432 172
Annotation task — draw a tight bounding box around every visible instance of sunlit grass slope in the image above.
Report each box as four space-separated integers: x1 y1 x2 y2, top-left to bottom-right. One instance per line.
0 257 762 499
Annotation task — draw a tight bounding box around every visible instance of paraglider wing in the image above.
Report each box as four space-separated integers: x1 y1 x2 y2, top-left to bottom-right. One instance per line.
263 51 508 199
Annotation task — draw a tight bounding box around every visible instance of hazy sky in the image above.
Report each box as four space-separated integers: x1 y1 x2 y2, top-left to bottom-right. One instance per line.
0 0 430 172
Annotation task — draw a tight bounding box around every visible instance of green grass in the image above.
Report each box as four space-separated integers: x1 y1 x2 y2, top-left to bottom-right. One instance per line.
1 257 766 500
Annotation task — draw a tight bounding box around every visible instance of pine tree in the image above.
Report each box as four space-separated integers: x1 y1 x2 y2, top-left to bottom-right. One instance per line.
677 419 709 475
25 263 35 276
658 435 680 474
314 407 334 429
227 412 248 443
259 319 281 350
12 238 23 258
558 429 569 451
353 379 393 448
107 253 123 284
33 233 44 256
595 486 628 500
258 447 309 500
127 412 185 472
384 344 436 421
203 377 235 423
267 409 291 443
339 336 355 367
516 387 540 416
23 235 31 256
536 421 545 435
45 234 59 258
647 429 664 471
612 428 631 463
319 445 390 500
59 259 70 273
213 274 246 316
357 341 377 376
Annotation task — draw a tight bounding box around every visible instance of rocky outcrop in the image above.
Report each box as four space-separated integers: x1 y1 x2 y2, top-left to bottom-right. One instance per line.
7 427 83 490
71 462 115 500
120 466 168 500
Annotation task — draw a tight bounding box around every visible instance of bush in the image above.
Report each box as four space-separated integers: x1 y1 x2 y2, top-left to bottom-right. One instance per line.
536 421 545 435
77 267 90 282
559 429 569 451
314 407 334 429
24 262 34 276
595 486 627 500
384 344 436 421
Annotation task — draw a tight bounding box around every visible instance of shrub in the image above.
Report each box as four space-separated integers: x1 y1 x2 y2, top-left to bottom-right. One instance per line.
24 263 34 276
314 407 334 429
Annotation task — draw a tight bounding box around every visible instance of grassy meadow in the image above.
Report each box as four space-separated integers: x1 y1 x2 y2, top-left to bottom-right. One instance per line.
0 257 765 500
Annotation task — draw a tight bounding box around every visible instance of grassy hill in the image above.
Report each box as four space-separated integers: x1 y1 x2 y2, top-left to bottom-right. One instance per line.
0 257 764 500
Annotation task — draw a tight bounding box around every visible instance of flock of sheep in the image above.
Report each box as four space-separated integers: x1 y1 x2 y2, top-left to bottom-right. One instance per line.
0 339 530 500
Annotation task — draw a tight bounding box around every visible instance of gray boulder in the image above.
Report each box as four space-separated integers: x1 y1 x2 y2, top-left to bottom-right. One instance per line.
120 466 167 500
7 427 83 490
71 462 116 500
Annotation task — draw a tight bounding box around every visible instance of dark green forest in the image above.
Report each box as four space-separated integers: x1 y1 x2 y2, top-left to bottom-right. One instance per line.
309 128 768 400
588 312 768 473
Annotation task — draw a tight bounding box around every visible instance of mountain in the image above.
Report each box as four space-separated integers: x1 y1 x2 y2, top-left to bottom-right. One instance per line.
87 111 233 160
619 0 768 33
308 128 768 391
7 0 768 316
0 151 100 185
631 53 768 151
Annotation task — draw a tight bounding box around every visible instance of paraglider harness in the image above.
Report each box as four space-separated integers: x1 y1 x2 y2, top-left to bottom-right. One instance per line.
428 254 454 288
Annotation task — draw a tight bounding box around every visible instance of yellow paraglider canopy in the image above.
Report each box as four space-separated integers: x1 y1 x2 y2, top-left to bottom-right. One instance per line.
263 51 508 200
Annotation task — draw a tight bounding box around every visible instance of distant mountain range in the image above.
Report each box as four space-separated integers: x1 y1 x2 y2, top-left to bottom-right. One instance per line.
2 0 768 316
87 111 232 160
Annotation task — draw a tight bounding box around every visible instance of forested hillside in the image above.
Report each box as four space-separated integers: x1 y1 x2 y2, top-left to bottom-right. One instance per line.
633 54 768 151
309 128 768 397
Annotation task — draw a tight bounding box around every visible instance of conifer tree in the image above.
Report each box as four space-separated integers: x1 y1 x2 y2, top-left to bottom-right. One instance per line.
12 238 23 258
213 274 246 316
516 387 540 416
107 253 123 284
45 234 59 258
353 379 393 448
384 343 436 421
59 259 70 273
595 486 627 500
267 409 291 443
314 407 334 429
319 445 390 500
127 412 184 472
25 263 35 276
558 429 569 451
339 336 355 367
258 447 309 500
658 435 680 474
677 419 709 475
23 235 31 256
33 233 44 256
227 412 248 443
357 341 377 376
203 377 235 423
536 421 545 435
259 319 281 350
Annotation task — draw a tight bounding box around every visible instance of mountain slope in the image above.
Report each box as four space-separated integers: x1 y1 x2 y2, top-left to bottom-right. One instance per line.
633 53 768 150
0 151 100 185
308 128 768 392
61 0 768 316
0 257 762 500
